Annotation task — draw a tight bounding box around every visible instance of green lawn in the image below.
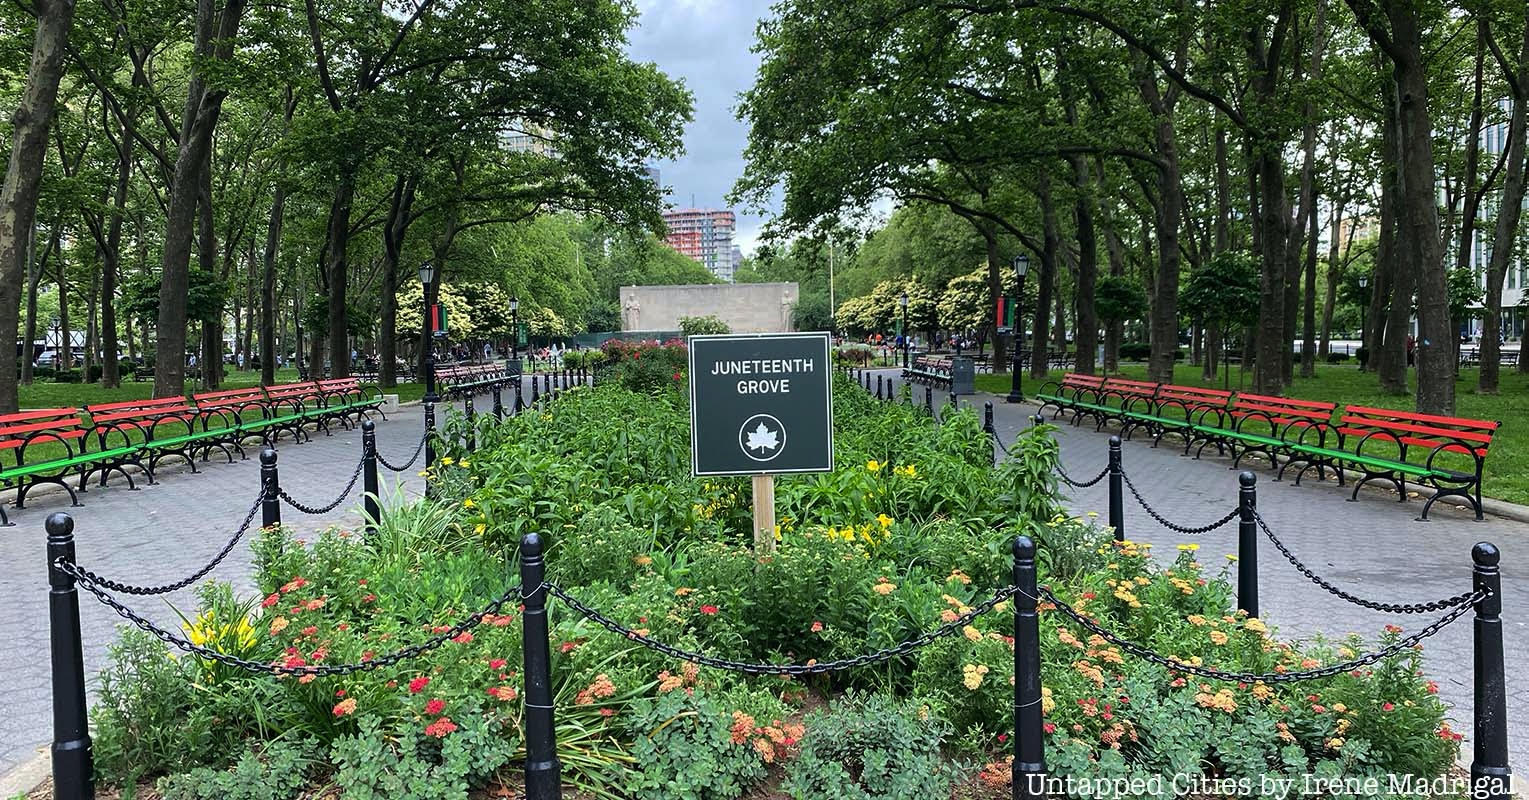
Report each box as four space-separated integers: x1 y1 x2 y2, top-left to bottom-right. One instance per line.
19 369 427 409
974 361 1529 506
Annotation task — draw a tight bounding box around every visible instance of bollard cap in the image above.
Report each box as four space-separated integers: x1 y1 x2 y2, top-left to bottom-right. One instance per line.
521 532 543 557
1012 535 1036 561
260 448 278 465
1473 541 1500 567
1239 471 1257 488
361 419 375 432
45 512 74 539
1109 435 1121 447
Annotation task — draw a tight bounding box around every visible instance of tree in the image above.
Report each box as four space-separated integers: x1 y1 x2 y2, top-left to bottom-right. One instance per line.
0 0 80 412
1181 252 1261 388
1094 275 1148 374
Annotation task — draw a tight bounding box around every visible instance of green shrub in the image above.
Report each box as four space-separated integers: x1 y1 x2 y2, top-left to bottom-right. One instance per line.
783 694 961 800
1327 351 1351 363
678 314 732 336
157 739 318 800
622 690 771 799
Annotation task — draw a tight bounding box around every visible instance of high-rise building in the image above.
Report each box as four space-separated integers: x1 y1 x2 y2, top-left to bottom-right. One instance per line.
504 122 556 157
662 208 737 281
731 245 744 275
644 165 661 190
1463 100 1527 340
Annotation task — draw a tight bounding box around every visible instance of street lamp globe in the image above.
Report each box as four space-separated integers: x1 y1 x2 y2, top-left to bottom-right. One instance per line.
1014 254 1029 280
1358 275 1369 289
899 292 908 308
418 261 436 286
510 296 519 313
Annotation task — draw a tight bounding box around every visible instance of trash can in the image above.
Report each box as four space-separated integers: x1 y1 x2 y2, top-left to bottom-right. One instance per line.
951 356 975 395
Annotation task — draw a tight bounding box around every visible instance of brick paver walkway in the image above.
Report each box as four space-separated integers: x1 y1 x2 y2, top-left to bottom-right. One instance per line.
869 367 1525 774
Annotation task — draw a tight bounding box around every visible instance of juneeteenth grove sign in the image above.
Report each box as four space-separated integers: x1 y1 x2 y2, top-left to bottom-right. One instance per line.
688 333 833 476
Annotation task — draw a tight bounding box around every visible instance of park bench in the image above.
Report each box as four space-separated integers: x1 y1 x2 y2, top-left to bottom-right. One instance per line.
1091 378 1160 434
83 396 232 484
1035 373 1107 422
439 364 509 399
316 377 386 426
902 356 952 390
1188 394 1338 472
264 381 336 440
192 387 288 453
1135 384 1234 450
0 408 107 522
1283 406 1499 520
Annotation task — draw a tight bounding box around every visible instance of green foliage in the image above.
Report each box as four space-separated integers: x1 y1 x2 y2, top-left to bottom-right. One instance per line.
1181 252 1261 332
1095 275 1149 324
330 713 515 800
678 315 731 336
156 740 318 800
622 690 770 799
782 694 961 800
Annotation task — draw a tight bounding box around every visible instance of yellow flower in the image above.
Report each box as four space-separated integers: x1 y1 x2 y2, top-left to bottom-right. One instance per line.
963 625 982 642
1332 703 1348 714
634 555 653 567
873 581 896 595
876 513 894 528
458 459 469 467
962 663 989 690
1041 686 1055 714
1086 511 1098 518
1208 630 1229 646
1176 543 1200 552
441 457 454 466
1251 683 1273 701
474 523 486 535
462 498 475 509
866 460 881 472
417 470 429 478
1244 618 1267 634
1326 737 1345 750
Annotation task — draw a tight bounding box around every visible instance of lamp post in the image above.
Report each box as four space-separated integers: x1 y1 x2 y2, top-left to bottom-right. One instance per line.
419 262 439 485
510 296 519 359
1357 274 1370 354
899 291 910 369
1007 254 1029 403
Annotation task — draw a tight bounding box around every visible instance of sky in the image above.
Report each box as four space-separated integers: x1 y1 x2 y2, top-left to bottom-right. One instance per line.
627 0 776 256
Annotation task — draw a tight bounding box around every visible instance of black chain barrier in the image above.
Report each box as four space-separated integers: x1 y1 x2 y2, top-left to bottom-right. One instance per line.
57 558 522 676
1253 511 1481 614
63 490 266 596
277 458 365 515
1058 461 1109 489
376 432 429 473
1035 585 1486 684
544 581 1019 676
1120 469 1241 534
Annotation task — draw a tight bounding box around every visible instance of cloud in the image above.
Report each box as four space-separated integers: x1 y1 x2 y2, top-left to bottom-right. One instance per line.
628 0 775 256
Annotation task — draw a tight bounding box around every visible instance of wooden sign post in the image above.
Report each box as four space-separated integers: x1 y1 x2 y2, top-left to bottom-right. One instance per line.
688 333 834 557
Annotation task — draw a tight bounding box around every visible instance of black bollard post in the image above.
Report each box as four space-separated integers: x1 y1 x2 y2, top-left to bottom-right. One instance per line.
492 383 505 421
984 403 997 466
520 533 561 799
925 386 933 415
1108 437 1125 542
543 373 552 398
1032 414 1045 428
464 395 477 452
47 512 94 800
1237 471 1258 619
531 376 541 408
515 377 525 413
361 421 380 537
1012 536 1045 800
1470 542 1510 800
424 400 437 498
260 449 281 529
876 375 884 401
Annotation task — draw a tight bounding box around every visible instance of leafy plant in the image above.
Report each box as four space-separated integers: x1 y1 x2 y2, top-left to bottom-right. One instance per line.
782 694 962 800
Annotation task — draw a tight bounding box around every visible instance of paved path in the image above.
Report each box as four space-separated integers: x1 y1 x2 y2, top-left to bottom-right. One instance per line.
867 368 1526 775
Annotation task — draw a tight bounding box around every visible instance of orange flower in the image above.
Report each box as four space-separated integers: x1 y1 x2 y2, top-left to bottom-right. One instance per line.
332 698 357 716
424 717 458 738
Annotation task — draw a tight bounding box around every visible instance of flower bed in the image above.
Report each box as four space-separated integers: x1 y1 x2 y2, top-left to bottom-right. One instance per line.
90 375 1463 798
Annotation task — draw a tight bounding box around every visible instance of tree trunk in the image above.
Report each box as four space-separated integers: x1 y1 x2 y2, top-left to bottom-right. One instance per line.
1320 200 1344 359
1030 173 1059 379
1300 194 1319 378
981 221 1008 371
1252 141 1290 395
0 0 77 411
1481 3 1529 391
1135 62 1184 386
325 170 357 378
23 225 56 385
261 185 286 385
1387 5 1452 413
151 0 245 398
198 160 220 389
57 253 70 373
380 174 417 388
101 128 130 388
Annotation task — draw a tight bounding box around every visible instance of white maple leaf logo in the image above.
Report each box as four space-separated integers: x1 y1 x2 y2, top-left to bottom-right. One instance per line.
745 421 779 453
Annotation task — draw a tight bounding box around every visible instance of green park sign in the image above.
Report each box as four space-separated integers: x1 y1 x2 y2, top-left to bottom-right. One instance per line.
688 332 834 477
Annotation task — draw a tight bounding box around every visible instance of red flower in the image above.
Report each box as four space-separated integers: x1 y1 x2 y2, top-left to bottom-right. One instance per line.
1384 624 1402 634
810 621 823 633
424 717 458 738
996 733 1008 743
261 593 280 608
599 708 616 717
1426 681 1439 694
362 593 377 604
301 625 318 637
673 372 682 381
1382 702 1395 712
424 698 445 715
408 676 430 694
451 631 473 644
489 658 507 670
1043 723 1056 734
700 605 719 616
